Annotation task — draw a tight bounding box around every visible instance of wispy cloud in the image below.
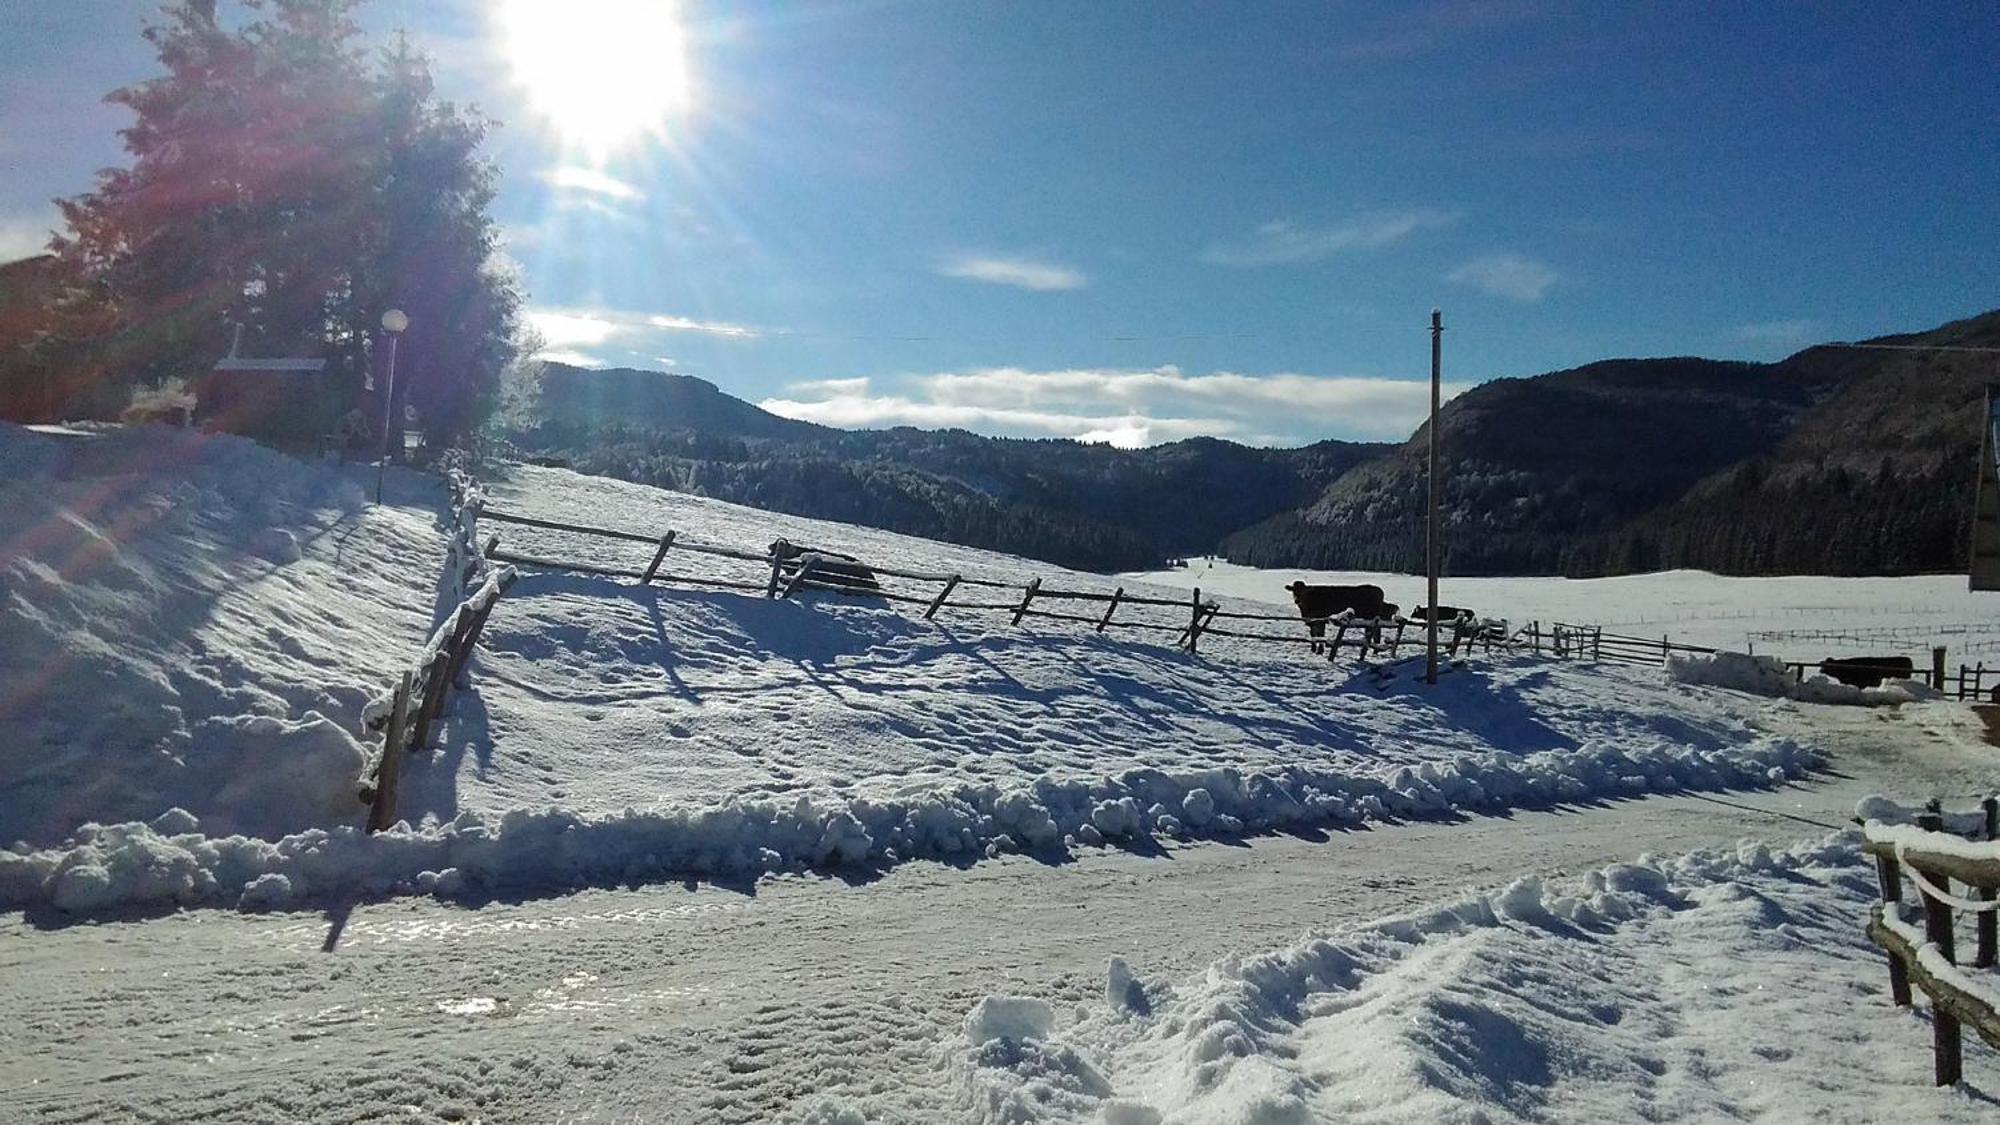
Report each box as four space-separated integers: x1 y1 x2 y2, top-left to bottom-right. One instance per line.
645 313 757 338
937 253 1086 291
1200 209 1460 267
760 365 1471 447
1445 253 1558 302
542 165 645 202
1730 319 1820 350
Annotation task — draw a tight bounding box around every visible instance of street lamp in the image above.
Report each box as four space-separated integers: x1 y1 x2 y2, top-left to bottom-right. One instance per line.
375 308 408 504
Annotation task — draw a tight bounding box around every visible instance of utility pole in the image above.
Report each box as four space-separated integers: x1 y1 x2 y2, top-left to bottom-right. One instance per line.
1425 308 1443 685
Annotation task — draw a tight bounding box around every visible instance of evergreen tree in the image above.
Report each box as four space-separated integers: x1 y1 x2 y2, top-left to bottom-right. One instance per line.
50 0 518 444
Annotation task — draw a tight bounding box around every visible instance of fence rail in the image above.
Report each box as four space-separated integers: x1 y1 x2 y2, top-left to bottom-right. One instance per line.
1861 798 2000 1085
475 505 1509 664
362 471 517 834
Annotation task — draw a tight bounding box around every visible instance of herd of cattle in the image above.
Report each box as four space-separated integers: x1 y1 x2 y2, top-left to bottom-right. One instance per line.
759 552 1921 688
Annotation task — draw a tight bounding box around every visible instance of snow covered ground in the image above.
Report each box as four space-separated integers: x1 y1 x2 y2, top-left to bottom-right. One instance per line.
5 428 2000 1122
1126 559 2000 659
0 423 443 848
949 833 1996 1125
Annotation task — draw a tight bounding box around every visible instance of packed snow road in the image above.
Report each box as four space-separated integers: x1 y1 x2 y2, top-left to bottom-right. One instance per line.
4 704 1994 1123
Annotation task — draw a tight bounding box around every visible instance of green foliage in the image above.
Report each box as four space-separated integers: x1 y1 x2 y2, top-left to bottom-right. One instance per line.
45 0 517 440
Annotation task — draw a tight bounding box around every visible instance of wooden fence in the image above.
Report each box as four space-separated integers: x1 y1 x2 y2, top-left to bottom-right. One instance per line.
1514 621 1721 669
476 506 1505 663
362 471 517 833
1862 799 2000 1085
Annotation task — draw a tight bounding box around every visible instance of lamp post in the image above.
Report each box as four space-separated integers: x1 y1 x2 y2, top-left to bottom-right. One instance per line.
375 308 408 505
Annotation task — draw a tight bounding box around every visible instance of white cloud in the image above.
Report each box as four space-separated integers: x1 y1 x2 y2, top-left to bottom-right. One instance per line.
937 254 1086 291
760 364 1471 447
537 349 607 368
526 310 622 350
543 165 645 202
0 215 57 263
1730 319 1819 349
1445 253 1558 302
1201 209 1460 267
645 313 757 338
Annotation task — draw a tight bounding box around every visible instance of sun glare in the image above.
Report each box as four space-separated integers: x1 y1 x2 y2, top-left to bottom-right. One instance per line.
498 0 694 157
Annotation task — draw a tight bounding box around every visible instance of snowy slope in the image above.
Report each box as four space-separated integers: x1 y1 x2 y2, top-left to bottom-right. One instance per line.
0 423 444 846
0 440 1831 913
945 833 1992 1124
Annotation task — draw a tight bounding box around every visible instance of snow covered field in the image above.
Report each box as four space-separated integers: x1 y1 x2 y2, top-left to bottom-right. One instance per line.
5 425 1999 1121
1126 559 2000 659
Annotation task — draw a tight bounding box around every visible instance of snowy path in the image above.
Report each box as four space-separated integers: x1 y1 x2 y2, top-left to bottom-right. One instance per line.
6 705 1995 1123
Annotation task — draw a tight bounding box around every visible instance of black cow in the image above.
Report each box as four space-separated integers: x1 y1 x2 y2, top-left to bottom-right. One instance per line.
1287 582 1396 654
1408 605 1476 625
770 539 882 596
1819 655 1914 690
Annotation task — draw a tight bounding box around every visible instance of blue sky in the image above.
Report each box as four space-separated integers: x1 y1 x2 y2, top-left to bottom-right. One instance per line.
5 1 1998 446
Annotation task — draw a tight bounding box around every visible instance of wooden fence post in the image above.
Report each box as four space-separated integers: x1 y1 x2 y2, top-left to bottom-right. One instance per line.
924 575 961 620
1917 806 1964 1086
407 647 454 752
1980 796 1999 969
1095 587 1123 632
1874 850 1913 1006
366 671 413 833
444 573 517 690
1934 646 1948 692
1181 587 1203 652
766 550 787 598
1011 578 1041 626
641 530 677 585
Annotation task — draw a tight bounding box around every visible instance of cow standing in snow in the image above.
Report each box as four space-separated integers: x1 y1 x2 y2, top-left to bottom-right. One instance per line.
1286 582 1397 655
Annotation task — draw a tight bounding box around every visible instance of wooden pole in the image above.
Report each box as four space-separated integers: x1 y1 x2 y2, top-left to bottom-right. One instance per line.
1425 308 1442 685
1875 851 1913 1006
766 549 787 598
406 648 454 752
366 671 413 833
641 530 677 585
1182 587 1204 651
1980 796 1999 969
1011 578 1041 626
1934 646 1948 692
1917 807 1964 1085
1095 587 1124 632
924 575 961 620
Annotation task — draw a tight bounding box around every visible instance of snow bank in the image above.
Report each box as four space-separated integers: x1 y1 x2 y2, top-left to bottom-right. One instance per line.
944 833 1988 1123
0 422 442 847
0 728 1820 913
1666 650 1938 706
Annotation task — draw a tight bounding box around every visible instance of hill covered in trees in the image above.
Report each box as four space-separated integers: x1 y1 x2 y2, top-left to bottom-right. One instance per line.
501 309 1998 577
499 363 1385 571
1221 308 2000 577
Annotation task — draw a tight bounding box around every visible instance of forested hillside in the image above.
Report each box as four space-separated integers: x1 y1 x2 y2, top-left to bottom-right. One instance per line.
502 363 1385 571
1222 309 2000 577
498 310 1995 576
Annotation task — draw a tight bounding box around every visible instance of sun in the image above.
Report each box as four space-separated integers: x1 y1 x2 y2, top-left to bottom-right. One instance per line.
498 0 694 158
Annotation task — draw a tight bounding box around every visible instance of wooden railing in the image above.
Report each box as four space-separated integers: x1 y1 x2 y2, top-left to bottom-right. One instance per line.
362 471 517 833
1861 798 2000 1085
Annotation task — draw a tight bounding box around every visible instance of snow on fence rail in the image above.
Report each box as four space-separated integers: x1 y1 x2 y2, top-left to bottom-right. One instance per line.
475 505 1507 663
362 470 517 833
1861 797 2000 1085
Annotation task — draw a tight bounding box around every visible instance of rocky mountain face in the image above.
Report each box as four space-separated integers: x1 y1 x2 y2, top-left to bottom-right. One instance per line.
502 308 1999 576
